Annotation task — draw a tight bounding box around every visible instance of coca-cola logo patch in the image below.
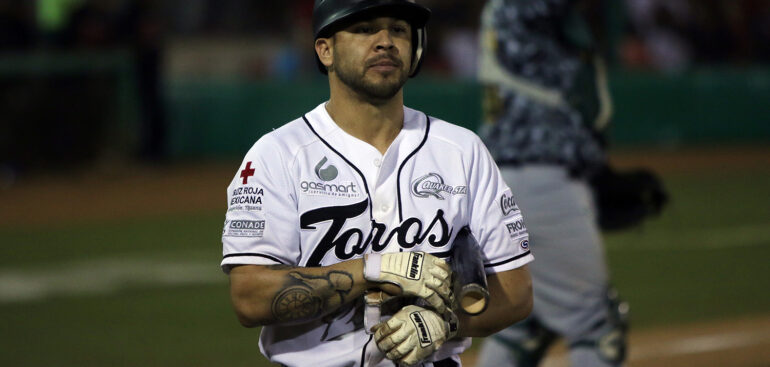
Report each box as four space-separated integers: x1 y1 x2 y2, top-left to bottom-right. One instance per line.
500 192 519 216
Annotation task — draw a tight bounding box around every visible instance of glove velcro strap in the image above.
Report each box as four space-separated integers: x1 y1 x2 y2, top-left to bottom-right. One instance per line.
364 292 383 334
363 253 382 281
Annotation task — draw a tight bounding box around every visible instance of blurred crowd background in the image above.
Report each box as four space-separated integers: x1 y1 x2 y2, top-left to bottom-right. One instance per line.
1 0 769 179
5 0 770 73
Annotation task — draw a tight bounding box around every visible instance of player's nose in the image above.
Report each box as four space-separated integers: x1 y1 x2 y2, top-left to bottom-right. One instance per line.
373 29 396 51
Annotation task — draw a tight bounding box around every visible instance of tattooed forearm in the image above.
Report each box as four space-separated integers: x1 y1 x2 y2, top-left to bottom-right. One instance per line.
271 270 354 323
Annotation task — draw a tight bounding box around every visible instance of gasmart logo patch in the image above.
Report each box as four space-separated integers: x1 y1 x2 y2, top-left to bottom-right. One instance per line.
315 157 338 181
299 180 360 198
411 173 467 200
300 157 360 197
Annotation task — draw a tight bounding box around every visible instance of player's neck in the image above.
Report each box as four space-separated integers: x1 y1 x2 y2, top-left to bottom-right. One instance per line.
326 84 404 155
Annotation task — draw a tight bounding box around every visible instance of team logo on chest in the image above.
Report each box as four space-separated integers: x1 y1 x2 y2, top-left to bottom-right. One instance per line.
300 156 360 198
300 200 453 266
411 173 467 200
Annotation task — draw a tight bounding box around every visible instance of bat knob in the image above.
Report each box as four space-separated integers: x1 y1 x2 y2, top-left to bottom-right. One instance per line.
458 283 489 315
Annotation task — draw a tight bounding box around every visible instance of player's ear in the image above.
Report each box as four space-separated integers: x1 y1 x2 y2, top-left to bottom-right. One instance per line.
315 37 334 72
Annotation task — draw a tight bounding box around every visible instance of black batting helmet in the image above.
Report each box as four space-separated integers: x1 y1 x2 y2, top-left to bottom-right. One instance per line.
312 0 431 77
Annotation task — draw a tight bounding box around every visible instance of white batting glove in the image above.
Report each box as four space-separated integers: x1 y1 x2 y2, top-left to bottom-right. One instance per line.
373 305 459 366
364 252 453 314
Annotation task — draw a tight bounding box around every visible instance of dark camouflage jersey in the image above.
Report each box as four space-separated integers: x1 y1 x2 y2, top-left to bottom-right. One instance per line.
478 0 610 177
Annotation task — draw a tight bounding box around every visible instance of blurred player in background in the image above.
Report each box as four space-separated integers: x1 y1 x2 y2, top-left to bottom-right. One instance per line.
476 0 667 366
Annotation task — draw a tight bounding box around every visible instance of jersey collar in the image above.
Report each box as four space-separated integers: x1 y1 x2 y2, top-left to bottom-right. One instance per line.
304 102 428 154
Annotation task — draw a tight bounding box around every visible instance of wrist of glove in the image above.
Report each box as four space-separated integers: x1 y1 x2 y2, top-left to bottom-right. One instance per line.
374 305 459 366
364 252 453 314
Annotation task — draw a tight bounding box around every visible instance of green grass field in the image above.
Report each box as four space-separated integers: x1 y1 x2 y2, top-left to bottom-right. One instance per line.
1 161 768 366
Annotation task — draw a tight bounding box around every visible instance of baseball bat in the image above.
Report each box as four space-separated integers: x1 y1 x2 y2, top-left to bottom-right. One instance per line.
451 226 489 315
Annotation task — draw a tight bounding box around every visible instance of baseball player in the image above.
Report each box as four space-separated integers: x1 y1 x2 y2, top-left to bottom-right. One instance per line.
221 1 533 366
476 0 630 366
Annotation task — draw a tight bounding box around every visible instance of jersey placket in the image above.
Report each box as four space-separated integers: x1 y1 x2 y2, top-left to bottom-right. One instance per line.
371 133 407 231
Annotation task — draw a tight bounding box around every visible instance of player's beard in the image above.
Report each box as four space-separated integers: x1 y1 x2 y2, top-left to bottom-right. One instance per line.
332 52 409 102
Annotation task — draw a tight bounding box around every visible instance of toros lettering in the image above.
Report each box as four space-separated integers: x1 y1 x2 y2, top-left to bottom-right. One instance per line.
301 200 453 266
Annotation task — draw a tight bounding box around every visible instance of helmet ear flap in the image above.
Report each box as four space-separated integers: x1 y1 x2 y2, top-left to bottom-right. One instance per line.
409 27 427 77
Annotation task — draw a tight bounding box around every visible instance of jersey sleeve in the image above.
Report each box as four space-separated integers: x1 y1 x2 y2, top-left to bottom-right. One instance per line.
221 135 300 273
467 135 534 274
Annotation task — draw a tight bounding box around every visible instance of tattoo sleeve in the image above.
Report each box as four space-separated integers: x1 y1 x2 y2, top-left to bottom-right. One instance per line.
271 270 354 323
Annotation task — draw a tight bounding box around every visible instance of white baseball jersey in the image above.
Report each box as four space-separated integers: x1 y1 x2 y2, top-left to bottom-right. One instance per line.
221 103 533 367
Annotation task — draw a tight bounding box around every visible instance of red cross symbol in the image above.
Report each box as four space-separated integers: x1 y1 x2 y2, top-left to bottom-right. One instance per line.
240 161 255 184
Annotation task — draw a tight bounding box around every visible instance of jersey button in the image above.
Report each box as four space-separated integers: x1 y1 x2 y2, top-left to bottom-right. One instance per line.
380 205 389 212
374 158 382 167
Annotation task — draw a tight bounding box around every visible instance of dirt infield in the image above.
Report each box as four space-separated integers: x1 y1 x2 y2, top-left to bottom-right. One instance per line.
460 315 770 367
0 161 234 227
2 145 768 228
